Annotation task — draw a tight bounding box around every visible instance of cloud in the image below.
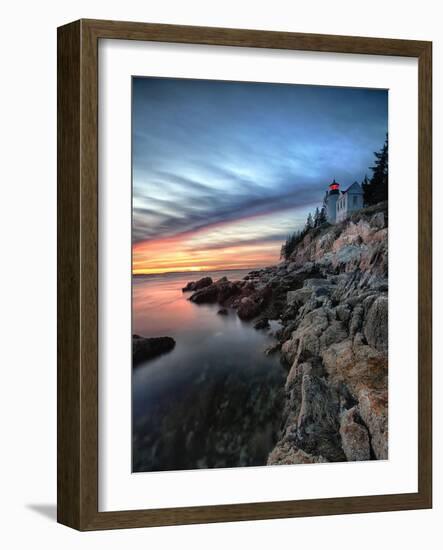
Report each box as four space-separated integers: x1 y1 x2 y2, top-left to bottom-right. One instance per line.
132 77 388 271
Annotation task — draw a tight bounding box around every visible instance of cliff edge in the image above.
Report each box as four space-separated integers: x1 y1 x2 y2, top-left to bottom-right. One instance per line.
187 202 388 464
268 202 388 464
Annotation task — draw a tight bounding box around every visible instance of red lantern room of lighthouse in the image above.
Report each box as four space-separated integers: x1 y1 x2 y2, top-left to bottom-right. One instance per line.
329 179 340 193
326 179 340 223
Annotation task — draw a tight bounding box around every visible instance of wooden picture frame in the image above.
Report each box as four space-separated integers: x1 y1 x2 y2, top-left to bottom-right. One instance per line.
57 19 432 530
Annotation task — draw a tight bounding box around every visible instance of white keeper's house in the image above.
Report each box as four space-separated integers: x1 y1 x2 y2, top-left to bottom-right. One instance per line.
325 179 364 223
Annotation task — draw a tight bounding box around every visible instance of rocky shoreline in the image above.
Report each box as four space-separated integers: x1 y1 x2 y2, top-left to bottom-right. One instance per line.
183 202 389 464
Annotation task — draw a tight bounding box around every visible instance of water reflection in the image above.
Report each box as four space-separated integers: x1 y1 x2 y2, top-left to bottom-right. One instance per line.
132 270 286 472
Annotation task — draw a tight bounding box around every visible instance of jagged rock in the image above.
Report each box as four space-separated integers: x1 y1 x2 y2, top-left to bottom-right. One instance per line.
340 406 371 461
281 307 330 365
182 205 389 467
363 295 388 352
319 320 348 350
217 281 240 302
335 304 351 323
296 374 345 462
182 276 213 292
287 288 312 306
217 308 228 315
264 204 388 465
237 286 271 320
321 339 388 398
349 304 364 337
358 388 388 459
332 244 362 271
132 334 175 365
188 278 241 305
371 211 386 229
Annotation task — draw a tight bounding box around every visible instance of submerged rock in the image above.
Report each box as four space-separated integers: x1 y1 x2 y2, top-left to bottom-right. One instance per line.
254 318 270 330
132 334 176 366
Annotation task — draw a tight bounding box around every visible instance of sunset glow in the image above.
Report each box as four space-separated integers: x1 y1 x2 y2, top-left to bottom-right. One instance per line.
132 209 302 274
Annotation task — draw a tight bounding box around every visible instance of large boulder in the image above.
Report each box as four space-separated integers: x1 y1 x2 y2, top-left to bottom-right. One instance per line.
358 388 388 460
188 278 241 305
189 284 219 303
237 297 262 320
182 276 213 292
321 338 388 398
296 374 345 462
132 334 175 366
217 281 240 303
339 406 371 461
236 285 272 320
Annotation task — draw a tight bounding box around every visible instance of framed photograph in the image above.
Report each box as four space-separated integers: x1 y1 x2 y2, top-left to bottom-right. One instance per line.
57 19 432 530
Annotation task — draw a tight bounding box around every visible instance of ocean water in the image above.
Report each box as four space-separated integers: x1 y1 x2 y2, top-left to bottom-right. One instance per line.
132 269 286 472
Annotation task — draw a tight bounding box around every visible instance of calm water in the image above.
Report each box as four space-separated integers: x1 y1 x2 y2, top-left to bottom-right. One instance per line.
132 270 286 472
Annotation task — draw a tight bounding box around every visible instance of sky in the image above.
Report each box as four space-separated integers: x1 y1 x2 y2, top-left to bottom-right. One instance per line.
132 77 388 275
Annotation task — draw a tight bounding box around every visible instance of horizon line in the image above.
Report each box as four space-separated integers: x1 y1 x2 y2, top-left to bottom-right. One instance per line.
132 265 273 277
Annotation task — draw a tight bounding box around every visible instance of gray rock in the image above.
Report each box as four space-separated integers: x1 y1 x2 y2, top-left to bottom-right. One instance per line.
287 288 312 307
363 295 388 352
358 388 388 459
371 211 386 229
296 374 345 462
333 245 362 271
319 321 348 349
349 304 364 337
335 304 351 323
340 406 371 461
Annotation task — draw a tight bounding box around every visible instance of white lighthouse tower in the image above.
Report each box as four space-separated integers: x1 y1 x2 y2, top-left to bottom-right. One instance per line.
326 179 340 223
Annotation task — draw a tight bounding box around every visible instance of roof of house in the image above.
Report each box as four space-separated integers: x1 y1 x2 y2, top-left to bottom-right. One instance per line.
342 182 363 194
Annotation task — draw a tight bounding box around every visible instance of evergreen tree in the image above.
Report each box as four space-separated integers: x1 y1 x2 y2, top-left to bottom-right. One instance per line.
361 174 370 204
318 205 327 225
305 212 314 231
280 242 287 259
313 207 320 227
363 135 388 205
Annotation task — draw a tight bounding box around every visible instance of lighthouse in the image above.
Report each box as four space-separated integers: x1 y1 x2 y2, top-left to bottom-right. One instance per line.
326 179 340 223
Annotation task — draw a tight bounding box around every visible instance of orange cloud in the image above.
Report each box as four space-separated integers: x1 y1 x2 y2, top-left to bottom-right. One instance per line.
133 235 280 275
132 207 294 275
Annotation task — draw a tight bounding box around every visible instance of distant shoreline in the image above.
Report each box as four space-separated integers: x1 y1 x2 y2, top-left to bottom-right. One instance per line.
132 267 260 278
